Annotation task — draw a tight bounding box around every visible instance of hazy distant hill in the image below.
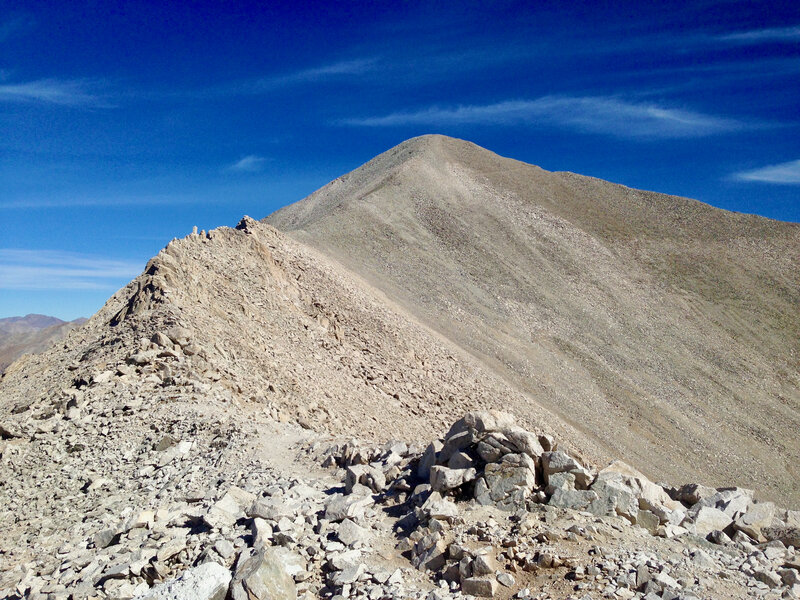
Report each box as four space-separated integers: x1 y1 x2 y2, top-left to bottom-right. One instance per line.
268 134 800 504
0 314 86 373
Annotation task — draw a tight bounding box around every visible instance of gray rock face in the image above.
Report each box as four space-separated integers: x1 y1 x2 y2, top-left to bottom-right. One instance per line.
461 576 497 597
474 453 537 510
430 465 477 492
548 488 599 511
324 492 373 522
692 506 734 536
734 501 776 541
135 562 230 600
542 451 580 478
229 547 297 600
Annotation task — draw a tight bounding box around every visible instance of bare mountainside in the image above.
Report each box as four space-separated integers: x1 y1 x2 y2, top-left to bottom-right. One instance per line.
267 134 800 506
0 314 87 374
2 145 800 599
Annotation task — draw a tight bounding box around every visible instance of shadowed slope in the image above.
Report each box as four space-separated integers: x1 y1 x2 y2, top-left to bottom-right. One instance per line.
267 134 800 504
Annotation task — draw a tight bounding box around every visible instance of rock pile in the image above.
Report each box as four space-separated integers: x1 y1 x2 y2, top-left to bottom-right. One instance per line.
388 410 800 599
2 407 799 600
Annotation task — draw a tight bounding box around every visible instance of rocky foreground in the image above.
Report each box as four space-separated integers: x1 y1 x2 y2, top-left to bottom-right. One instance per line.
2 402 798 600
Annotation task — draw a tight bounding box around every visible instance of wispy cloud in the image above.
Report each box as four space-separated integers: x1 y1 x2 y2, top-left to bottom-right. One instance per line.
0 249 142 290
716 26 800 43
341 96 744 138
0 192 199 210
0 78 108 106
228 155 268 173
215 58 377 96
732 159 800 185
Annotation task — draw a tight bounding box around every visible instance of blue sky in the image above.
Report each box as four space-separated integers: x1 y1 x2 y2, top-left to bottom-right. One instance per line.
1 1 798 320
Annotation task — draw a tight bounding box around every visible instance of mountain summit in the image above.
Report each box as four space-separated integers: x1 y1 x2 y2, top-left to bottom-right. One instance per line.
267 134 800 504
1 136 798 599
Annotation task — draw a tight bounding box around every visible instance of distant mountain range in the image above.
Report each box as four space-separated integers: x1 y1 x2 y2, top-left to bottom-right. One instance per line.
0 314 86 373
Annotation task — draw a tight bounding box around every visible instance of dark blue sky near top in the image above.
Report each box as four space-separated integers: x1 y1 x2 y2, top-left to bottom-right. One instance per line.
0 0 799 319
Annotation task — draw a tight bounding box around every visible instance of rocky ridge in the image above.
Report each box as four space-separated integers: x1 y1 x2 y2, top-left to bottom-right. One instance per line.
0 136 798 600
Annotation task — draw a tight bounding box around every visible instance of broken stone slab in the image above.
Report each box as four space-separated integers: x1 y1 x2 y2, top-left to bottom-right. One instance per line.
345 464 386 494
462 576 498 597
734 501 776 542
474 453 536 510
691 506 733 536
549 487 600 512
229 547 296 600
204 487 256 530
336 518 370 547
503 426 545 461
135 562 231 600
429 465 477 492
421 491 459 521
324 492 373 522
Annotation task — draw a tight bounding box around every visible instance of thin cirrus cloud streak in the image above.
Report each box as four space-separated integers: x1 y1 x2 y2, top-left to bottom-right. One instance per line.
341 96 744 139
0 249 142 290
715 25 800 43
0 78 107 106
208 58 378 96
732 159 800 185
228 155 268 173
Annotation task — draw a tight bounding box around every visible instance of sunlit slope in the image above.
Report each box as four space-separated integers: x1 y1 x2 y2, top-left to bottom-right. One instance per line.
267 134 800 504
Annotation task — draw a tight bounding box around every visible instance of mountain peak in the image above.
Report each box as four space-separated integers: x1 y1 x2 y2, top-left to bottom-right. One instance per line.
267 136 800 506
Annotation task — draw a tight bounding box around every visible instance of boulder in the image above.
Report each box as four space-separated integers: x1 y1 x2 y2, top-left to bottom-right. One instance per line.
541 451 580 481
417 440 443 480
691 506 733 536
548 488 598 512
461 576 498 597
474 453 536 510
229 547 296 600
135 562 230 600
324 493 373 522
503 426 545 461
430 466 477 492
734 501 776 542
